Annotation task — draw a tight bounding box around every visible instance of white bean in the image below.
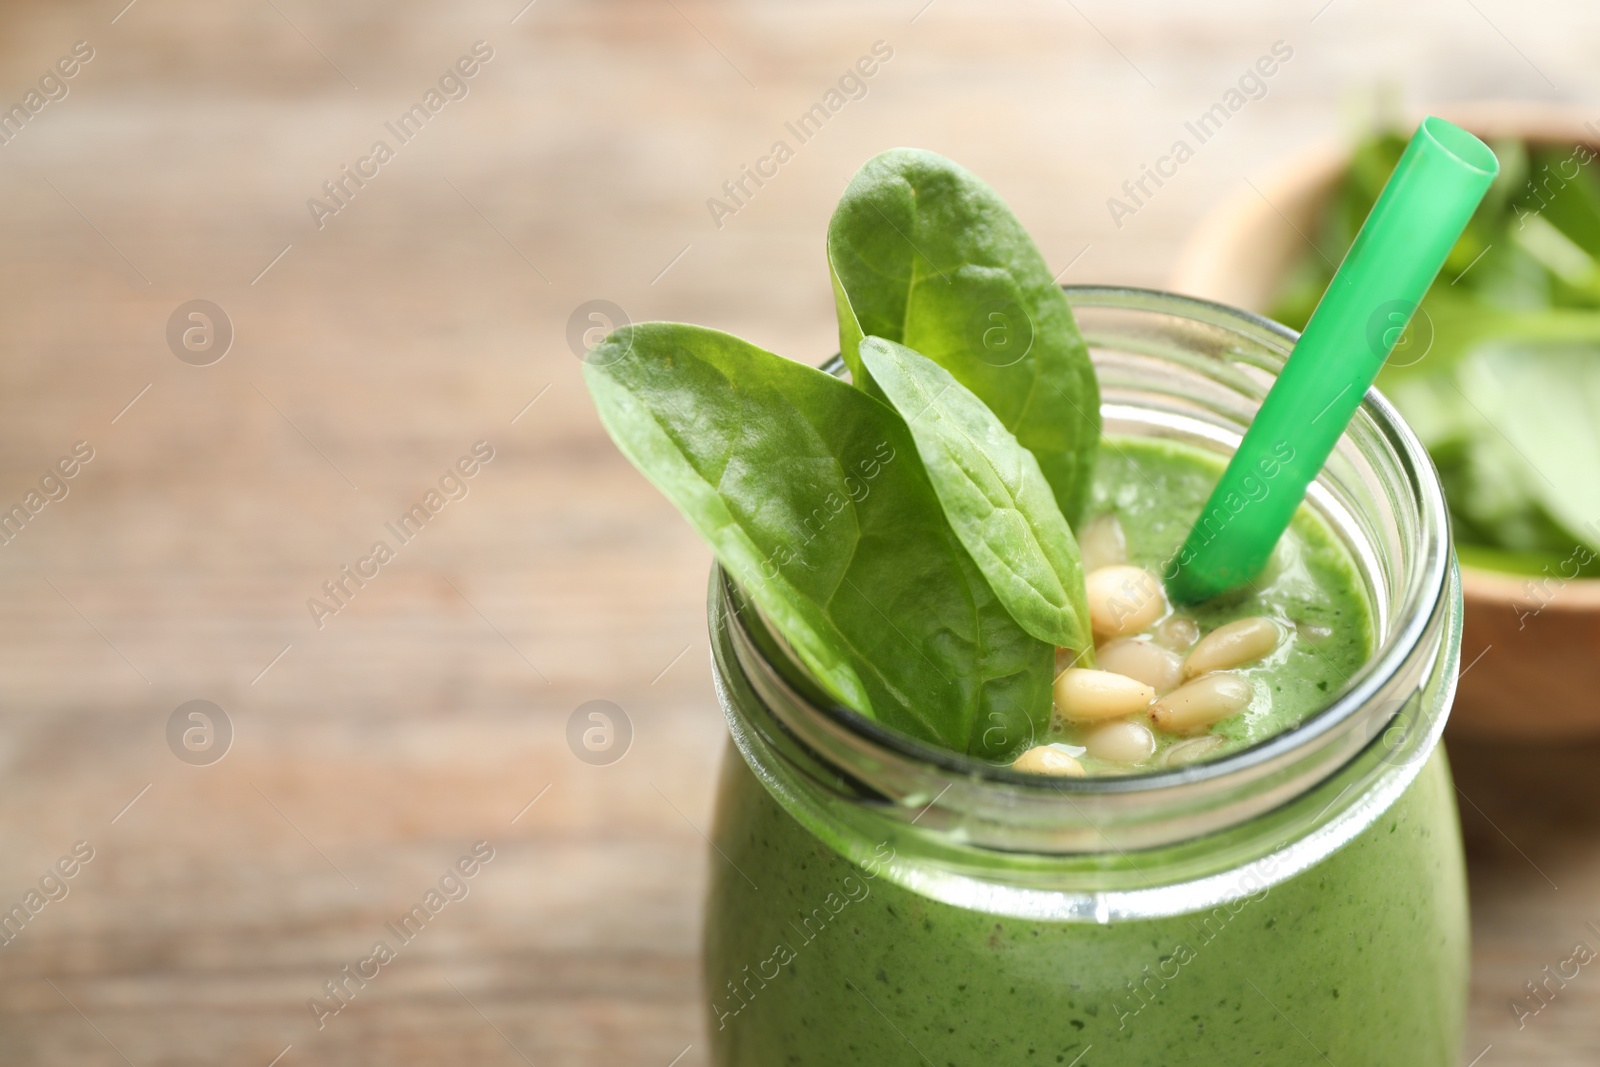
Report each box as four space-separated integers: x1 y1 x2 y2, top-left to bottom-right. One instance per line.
1085 720 1157 764
1012 745 1086 777
1085 565 1167 638
1078 513 1128 572
1053 668 1157 723
1149 672 1254 734
1153 614 1201 651
1098 638 1183 693
1162 735 1224 767
1183 617 1285 679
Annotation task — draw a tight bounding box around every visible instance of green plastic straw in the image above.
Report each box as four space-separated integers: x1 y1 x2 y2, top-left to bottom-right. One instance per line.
1166 116 1499 604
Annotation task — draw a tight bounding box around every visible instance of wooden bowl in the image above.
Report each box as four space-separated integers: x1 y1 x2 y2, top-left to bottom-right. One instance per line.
1169 102 1600 739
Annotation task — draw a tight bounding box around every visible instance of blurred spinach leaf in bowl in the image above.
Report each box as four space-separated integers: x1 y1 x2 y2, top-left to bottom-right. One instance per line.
1268 128 1600 577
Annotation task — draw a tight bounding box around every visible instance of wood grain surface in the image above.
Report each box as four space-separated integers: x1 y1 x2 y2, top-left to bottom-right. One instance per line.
0 0 1595 1063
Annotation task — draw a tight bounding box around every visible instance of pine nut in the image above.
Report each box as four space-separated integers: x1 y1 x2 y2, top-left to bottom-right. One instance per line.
1098 638 1183 693
1085 565 1166 638
1153 614 1201 651
1182 617 1285 679
1053 668 1157 723
1079 512 1128 572
1150 672 1254 734
1162 735 1224 767
1085 720 1157 764
1012 745 1086 777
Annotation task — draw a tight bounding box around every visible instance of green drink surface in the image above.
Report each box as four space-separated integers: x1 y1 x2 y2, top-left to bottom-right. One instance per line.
1053 436 1374 773
705 747 1467 1066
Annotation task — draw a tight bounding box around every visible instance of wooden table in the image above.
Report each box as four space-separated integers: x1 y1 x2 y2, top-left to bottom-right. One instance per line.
0 0 1595 1062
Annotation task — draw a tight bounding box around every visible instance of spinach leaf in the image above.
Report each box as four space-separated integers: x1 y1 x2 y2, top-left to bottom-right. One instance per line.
859 337 1093 655
1381 301 1600 561
1527 143 1600 260
1457 340 1600 554
826 148 1101 524
583 322 1054 758
1376 288 1600 391
1434 432 1575 555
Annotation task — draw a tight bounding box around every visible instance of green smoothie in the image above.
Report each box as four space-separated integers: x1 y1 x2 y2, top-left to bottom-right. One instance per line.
705 436 1464 1066
705 745 1466 1065
577 143 1465 1063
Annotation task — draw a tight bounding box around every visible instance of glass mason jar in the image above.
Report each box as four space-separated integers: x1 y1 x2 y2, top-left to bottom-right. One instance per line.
702 287 1466 1066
